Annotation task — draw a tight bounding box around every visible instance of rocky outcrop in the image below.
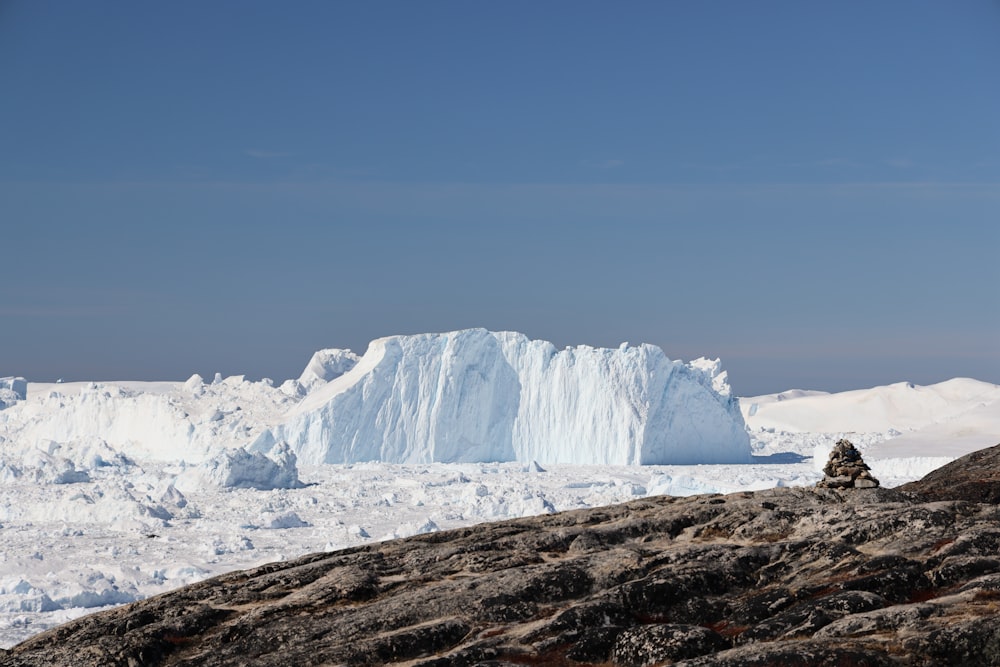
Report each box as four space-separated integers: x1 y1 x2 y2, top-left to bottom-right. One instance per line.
816 438 880 489
7 449 1000 665
901 442 1000 503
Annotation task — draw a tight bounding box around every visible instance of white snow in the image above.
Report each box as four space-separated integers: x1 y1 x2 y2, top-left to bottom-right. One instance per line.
297 348 360 390
0 378 297 463
741 377 1000 474
741 377 999 437
0 332 996 648
253 329 751 466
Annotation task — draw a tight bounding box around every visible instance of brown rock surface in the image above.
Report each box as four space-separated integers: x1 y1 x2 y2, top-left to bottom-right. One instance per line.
6 451 1000 665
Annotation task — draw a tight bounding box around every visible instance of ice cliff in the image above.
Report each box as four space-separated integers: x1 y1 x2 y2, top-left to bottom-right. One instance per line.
252 329 751 465
0 377 27 410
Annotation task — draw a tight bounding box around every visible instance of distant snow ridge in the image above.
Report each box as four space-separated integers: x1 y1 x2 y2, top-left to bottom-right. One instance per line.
252 329 751 466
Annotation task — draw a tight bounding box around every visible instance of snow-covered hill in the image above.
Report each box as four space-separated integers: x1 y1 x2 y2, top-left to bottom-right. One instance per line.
741 377 1000 459
253 329 751 466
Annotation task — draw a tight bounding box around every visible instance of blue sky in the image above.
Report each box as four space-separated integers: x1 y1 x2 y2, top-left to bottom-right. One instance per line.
1 1 998 395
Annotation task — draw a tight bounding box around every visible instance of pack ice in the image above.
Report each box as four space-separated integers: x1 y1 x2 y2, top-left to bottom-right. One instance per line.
252 329 751 465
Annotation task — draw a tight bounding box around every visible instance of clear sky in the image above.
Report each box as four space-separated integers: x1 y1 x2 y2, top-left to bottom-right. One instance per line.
1 1 998 396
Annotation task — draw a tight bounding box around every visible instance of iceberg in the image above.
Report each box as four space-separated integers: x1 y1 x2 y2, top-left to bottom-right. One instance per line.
0 377 27 401
253 329 751 465
0 377 26 410
174 444 303 493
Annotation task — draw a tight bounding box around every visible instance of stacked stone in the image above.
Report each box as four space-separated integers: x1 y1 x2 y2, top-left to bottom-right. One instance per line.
817 438 880 489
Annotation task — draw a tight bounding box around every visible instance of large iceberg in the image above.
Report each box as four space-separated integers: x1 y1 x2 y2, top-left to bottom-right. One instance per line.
252 329 751 465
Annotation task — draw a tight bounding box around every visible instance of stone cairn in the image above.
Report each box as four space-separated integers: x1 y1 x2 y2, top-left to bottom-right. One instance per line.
817 438 880 489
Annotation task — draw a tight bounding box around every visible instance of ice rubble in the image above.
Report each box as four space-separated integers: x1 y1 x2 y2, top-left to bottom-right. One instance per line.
252 329 751 466
174 444 303 493
0 378 297 463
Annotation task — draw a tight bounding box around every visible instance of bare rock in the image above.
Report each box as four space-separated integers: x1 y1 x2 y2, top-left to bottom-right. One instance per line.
674 639 895 666
900 442 1000 502
611 624 729 666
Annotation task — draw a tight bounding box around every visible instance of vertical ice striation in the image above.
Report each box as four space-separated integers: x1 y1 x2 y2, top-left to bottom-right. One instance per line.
259 331 520 464
254 329 751 465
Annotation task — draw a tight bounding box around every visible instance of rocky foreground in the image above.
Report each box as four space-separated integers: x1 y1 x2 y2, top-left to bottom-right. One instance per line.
5 446 1000 666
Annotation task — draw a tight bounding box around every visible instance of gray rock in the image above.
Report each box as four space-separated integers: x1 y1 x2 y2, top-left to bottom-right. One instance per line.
901 442 1000 503
611 624 729 666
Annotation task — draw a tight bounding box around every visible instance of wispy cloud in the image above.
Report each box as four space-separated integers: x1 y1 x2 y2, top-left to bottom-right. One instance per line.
583 158 626 169
0 305 120 317
244 149 293 159
678 161 745 173
812 157 864 168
